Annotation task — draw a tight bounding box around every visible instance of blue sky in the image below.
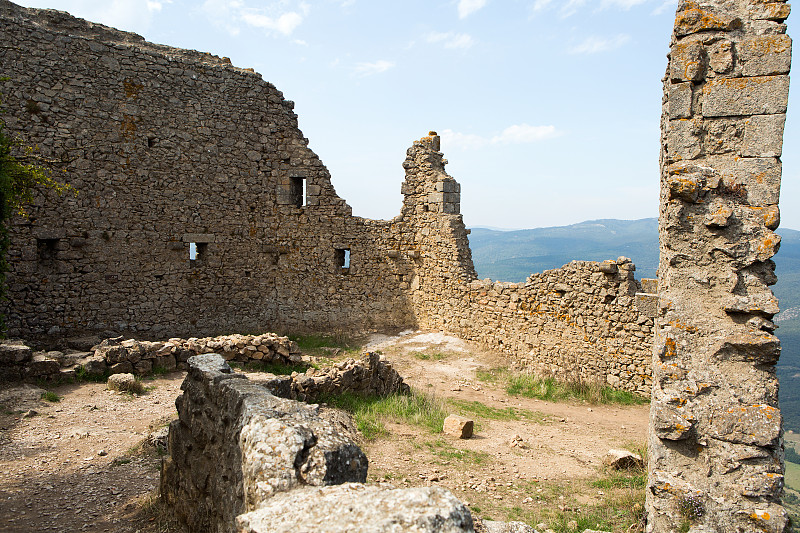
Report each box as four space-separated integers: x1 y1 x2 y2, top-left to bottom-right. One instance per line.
16 0 800 230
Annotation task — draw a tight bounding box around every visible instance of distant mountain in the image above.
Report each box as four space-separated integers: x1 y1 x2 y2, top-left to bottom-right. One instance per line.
468 218 800 431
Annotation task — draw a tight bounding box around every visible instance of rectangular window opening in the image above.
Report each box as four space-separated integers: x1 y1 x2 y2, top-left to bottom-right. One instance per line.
335 248 351 272
36 238 59 261
189 242 207 264
290 177 307 207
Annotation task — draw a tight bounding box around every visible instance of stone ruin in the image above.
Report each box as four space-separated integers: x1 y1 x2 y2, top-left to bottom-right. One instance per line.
0 0 793 530
649 0 792 530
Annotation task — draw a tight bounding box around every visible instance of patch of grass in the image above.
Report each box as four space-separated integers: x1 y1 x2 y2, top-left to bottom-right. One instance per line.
288 333 363 357
422 438 490 464
40 391 60 402
111 457 132 466
505 373 648 406
321 389 448 440
130 491 184 533
229 360 309 375
447 398 547 423
413 352 448 361
75 365 111 383
109 376 146 394
151 365 169 376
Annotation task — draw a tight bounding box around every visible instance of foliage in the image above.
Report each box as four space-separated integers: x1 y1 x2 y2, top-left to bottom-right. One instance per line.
40 390 60 402
479 367 648 406
0 81 74 329
319 389 448 440
288 333 363 357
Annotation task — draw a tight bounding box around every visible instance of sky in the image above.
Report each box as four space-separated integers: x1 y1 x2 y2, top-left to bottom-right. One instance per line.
14 0 800 230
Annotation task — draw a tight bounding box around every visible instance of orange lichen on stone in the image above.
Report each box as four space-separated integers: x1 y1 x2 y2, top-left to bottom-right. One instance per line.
675 6 740 35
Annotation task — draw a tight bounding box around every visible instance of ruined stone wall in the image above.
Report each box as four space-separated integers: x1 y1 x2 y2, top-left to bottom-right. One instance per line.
397 136 654 393
648 0 791 530
0 0 414 338
0 0 656 394
164 354 474 533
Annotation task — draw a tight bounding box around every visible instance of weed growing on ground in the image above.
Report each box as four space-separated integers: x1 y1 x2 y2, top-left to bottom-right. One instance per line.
229 360 309 375
131 491 185 533
320 389 448 440
421 438 489 465
40 390 60 402
447 398 548 423
74 365 111 383
479 367 648 406
288 333 363 357
413 352 448 361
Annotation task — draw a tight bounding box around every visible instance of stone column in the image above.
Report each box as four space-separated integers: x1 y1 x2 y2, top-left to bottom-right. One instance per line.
648 1 792 531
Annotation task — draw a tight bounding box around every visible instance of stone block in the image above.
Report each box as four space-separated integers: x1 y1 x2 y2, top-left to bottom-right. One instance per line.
0 342 32 364
640 278 658 294
235 484 474 533
635 293 658 318
742 114 785 157
702 76 789 117
707 155 781 207
708 404 781 447
603 449 644 470
674 6 741 36
670 41 707 82
666 119 701 161
749 2 792 21
708 39 733 74
443 414 474 439
181 233 215 243
738 35 792 77
668 82 692 119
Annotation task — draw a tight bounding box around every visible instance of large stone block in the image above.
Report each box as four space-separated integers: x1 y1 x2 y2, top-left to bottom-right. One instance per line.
236 484 474 533
742 114 786 157
702 76 790 117
738 35 792 77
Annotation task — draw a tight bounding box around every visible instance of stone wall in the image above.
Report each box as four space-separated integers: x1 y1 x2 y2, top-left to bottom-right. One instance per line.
0 0 414 338
648 0 791 530
396 136 655 394
163 354 474 533
0 0 657 395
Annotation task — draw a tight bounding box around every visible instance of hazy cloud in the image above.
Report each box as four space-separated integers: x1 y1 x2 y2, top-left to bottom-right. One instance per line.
22 0 169 33
427 31 474 50
441 124 560 150
652 0 677 15
533 0 649 17
458 0 487 18
568 34 631 54
354 59 395 76
201 0 309 36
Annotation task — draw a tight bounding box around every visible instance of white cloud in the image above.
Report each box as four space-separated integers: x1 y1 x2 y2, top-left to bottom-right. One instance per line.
532 0 649 17
354 60 395 76
24 0 171 34
427 31 474 50
201 0 309 37
457 0 487 18
652 0 677 15
441 124 561 150
568 34 631 54
491 124 560 143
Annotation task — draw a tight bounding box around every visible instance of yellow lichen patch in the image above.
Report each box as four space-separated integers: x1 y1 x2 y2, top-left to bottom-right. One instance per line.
675 7 739 34
123 78 143 99
120 115 137 140
750 510 771 521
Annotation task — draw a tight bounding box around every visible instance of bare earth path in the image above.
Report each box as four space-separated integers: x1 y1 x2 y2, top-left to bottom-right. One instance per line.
0 331 649 532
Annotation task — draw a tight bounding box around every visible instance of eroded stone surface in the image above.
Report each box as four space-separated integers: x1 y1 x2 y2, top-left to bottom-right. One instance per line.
235 483 474 533
648 0 791 530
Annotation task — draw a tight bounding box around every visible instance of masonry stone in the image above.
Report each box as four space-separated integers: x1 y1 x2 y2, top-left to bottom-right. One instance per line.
648 0 792 530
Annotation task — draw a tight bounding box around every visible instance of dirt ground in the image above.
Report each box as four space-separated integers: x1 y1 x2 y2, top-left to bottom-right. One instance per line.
0 331 649 532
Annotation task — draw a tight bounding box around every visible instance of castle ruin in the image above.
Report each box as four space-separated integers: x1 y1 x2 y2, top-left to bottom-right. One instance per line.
0 0 793 530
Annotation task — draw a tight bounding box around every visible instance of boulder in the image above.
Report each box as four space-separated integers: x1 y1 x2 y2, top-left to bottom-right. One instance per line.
603 449 644 470
236 484 474 533
444 414 474 439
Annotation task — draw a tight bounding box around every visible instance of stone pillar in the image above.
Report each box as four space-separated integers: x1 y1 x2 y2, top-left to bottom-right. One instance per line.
648 1 792 531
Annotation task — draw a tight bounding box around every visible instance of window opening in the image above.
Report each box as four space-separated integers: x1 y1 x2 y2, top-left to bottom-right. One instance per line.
335 248 351 272
290 177 306 207
36 238 59 261
189 242 207 264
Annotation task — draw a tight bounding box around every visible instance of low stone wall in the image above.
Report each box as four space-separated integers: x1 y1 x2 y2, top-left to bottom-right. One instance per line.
162 354 474 533
0 332 300 381
419 258 655 395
